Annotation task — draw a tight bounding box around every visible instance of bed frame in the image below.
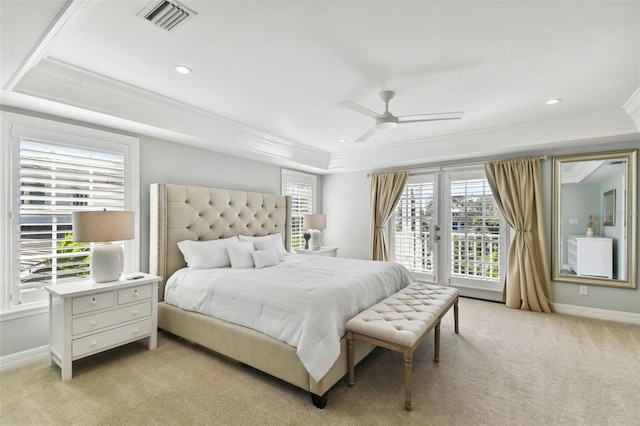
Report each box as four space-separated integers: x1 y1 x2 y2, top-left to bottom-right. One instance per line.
149 183 375 408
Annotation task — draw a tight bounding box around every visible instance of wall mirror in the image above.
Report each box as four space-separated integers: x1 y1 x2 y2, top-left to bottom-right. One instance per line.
552 150 637 288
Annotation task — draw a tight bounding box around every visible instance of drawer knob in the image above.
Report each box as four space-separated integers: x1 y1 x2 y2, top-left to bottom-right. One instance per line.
133 290 139 296
132 310 139 315
91 341 97 347
133 329 139 334
90 321 97 326
91 298 97 305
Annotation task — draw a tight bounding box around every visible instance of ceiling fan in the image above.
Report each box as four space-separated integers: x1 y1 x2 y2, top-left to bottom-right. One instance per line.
339 90 464 143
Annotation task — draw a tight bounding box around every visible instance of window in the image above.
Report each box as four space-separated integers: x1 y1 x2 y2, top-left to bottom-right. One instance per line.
390 168 506 293
281 169 318 250
1 113 140 312
448 172 503 285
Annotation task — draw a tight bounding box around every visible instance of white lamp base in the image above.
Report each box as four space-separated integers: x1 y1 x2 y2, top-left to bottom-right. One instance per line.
309 229 322 250
91 242 124 283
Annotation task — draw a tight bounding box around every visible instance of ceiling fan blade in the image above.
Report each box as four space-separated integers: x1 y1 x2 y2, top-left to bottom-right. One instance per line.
398 111 465 123
355 126 378 143
339 101 381 119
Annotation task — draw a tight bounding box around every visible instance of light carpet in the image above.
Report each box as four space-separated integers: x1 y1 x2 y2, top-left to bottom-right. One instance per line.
1 297 639 425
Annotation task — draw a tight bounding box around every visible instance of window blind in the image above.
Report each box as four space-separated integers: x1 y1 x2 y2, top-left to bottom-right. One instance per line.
19 140 125 287
450 178 501 281
394 181 435 274
284 181 313 250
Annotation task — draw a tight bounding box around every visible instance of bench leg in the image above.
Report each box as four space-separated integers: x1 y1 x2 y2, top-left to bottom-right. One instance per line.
347 331 355 387
434 321 441 363
403 347 413 411
454 297 459 334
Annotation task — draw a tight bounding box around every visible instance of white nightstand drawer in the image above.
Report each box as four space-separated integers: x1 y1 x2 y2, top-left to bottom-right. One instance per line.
72 301 152 335
118 284 152 304
72 292 114 315
72 319 153 358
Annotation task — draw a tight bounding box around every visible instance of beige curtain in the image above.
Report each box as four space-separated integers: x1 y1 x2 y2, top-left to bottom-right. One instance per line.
484 158 552 313
370 171 409 261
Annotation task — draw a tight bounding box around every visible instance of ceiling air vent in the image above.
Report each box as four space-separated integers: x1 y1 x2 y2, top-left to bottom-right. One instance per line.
139 0 197 32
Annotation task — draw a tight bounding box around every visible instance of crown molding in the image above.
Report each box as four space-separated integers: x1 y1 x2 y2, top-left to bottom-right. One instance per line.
13 58 330 171
623 85 640 131
329 111 639 172
2 0 86 91
9 58 639 174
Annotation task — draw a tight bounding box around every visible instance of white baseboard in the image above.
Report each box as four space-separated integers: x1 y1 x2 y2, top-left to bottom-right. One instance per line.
0 345 49 373
552 303 640 325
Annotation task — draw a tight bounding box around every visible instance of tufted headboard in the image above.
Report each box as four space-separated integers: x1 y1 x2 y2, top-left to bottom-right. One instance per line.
150 183 291 301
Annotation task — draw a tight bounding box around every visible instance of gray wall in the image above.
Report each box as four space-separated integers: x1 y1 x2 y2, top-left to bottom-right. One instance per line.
322 139 640 314
322 172 371 260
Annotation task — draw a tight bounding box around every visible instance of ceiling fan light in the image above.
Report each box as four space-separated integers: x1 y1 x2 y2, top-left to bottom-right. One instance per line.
376 120 398 130
175 65 192 74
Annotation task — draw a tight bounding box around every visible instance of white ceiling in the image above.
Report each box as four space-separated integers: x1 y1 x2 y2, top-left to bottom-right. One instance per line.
1 0 639 173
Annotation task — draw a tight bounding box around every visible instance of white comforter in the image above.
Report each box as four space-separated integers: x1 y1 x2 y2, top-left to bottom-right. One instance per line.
164 254 414 381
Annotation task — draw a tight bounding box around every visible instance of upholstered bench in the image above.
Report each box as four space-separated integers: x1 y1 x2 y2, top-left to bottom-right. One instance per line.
346 283 459 411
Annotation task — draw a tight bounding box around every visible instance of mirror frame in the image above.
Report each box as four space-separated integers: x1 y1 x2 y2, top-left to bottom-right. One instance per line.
552 150 637 288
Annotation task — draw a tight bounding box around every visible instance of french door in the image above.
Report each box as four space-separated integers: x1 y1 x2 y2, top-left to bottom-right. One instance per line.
390 168 506 300
393 173 439 283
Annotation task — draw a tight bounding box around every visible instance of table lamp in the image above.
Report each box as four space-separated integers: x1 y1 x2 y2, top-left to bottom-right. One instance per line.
72 210 135 282
303 214 326 250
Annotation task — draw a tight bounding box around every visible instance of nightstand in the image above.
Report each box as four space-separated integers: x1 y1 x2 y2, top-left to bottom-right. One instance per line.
45 273 161 381
296 247 338 257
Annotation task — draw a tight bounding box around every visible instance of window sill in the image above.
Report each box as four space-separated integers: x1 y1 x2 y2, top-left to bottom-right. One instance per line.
0 302 48 322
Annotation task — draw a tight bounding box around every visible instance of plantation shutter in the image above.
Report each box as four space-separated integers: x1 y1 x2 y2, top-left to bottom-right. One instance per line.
19 140 125 288
449 176 501 281
394 179 435 274
281 170 316 250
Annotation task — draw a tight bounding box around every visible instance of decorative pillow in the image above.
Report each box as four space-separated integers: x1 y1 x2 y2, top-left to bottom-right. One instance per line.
252 239 283 262
177 238 235 269
226 241 255 269
238 234 287 258
251 250 279 269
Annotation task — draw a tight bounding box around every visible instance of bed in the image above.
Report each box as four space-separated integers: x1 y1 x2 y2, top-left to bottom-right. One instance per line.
149 183 412 408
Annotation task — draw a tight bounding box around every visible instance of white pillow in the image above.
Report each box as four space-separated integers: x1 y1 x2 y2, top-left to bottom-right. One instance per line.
251 250 279 269
226 241 255 269
252 239 283 262
177 238 234 269
239 234 287 258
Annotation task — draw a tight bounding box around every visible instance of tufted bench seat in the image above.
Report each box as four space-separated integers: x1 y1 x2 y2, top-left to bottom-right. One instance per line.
346 283 459 411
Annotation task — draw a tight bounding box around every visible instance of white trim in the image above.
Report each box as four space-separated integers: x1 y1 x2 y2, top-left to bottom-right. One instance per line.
623 85 640 131
453 286 503 303
3 0 86 91
0 303 47 322
0 345 49 372
329 117 638 173
552 302 640 325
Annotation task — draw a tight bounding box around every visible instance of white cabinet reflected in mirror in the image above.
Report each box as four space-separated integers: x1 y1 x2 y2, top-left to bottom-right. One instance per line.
552 150 637 288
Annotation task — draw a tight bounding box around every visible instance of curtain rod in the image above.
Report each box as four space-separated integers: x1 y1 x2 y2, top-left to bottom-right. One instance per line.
367 155 548 177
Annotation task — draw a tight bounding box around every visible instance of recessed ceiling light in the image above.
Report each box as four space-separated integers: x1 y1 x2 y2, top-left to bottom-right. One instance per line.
338 138 347 143
175 65 192 74
546 98 562 105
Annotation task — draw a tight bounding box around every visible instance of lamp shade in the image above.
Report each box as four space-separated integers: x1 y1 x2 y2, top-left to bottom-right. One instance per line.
72 210 135 283
303 214 326 230
72 211 135 242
